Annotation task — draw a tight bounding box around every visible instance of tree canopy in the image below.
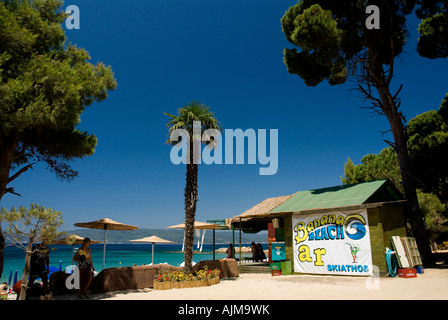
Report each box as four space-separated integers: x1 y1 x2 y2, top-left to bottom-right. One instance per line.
0 0 116 199
416 0 448 59
165 101 221 144
1 203 64 299
342 147 401 190
408 93 448 202
1 204 64 248
281 0 447 86
281 0 412 86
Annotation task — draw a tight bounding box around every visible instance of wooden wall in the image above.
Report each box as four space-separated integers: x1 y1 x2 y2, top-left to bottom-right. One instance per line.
367 203 407 275
282 202 407 276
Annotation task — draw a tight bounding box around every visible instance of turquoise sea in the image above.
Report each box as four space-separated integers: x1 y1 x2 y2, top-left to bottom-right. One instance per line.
0 243 245 284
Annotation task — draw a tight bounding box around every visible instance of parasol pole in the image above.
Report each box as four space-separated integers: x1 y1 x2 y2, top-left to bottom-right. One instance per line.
200 229 206 252
182 231 185 252
212 229 215 260
152 242 155 265
103 224 107 270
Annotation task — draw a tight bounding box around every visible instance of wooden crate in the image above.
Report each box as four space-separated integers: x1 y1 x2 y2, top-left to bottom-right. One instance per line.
398 268 417 278
402 237 422 267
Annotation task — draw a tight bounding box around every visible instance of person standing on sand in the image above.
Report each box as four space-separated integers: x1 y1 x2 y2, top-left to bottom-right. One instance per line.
29 241 51 299
73 237 95 299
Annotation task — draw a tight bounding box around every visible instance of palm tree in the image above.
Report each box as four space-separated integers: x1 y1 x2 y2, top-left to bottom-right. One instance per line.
165 101 221 272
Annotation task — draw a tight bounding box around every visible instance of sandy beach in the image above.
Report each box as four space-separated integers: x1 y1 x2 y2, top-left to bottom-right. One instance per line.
55 268 448 300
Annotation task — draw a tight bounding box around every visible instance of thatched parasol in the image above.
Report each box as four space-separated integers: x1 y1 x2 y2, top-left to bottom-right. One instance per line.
226 195 293 225
166 221 219 230
49 234 101 245
50 234 101 260
129 236 175 265
167 221 219 252
74 218 138 269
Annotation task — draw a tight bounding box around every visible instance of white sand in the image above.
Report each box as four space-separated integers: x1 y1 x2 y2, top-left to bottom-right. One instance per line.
56 268 448 300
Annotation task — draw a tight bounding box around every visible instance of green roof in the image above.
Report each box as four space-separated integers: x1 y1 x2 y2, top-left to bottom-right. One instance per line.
269 179 402 214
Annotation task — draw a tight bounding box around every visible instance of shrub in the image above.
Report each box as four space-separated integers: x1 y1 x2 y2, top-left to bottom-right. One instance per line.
156 267 221 282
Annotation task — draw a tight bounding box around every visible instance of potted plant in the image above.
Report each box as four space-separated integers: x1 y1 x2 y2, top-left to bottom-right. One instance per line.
154 267 222 290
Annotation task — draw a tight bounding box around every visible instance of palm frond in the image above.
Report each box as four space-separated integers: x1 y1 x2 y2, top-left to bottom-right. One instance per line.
164 101 222 138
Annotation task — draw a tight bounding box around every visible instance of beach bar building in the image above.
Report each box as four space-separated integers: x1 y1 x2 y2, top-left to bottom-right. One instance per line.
227 179 407 276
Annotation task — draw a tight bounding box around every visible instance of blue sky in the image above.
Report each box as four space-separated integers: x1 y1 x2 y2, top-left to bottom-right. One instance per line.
1 0 447 230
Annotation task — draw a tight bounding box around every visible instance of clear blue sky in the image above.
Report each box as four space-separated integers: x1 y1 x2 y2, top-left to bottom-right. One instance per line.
1 0 447 230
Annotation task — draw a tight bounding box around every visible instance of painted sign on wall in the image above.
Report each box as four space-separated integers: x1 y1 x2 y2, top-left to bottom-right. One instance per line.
271 241 285 261
292 211 373 276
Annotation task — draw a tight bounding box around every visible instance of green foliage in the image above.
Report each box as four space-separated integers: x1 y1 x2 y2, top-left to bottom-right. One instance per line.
164 101 221 143
281 0 448 86
195 267 221 280
290 4 340 54
155 267 221 282
0 0 116 197
156 270 195 282
1 203 64 299
341 147 402 192
1 204 65 248
281 1 409 87
407 93 448 202
341 149 448 242
418 191 447 243
416 0 448 58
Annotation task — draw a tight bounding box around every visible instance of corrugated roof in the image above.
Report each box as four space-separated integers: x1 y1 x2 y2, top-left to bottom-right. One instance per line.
269 179 392 214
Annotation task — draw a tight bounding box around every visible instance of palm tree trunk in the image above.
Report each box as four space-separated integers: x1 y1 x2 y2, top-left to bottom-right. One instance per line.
184 157 198 273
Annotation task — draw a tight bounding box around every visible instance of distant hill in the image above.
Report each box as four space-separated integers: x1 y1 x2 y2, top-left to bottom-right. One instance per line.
64 228 268 244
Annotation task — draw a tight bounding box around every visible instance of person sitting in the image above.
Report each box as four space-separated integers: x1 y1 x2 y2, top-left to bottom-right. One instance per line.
251 242 261 262
257 243 266 261
225 244 234 259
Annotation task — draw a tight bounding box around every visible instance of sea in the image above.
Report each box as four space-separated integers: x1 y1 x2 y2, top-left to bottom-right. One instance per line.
0 243 251 284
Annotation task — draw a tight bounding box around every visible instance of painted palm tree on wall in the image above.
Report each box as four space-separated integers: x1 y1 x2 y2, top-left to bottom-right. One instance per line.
165 101 221 272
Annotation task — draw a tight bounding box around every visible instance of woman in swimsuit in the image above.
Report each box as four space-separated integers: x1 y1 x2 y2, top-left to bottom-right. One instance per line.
73 237 95 299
